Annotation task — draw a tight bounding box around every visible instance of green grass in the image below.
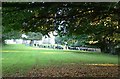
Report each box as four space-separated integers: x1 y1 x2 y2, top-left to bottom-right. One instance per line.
2 44 118 75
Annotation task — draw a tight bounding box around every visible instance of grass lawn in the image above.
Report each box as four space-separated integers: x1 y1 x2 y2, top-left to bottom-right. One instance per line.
2 44 118 76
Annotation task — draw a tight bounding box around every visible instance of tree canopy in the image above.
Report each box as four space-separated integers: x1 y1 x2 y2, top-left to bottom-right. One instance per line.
2 2 119 34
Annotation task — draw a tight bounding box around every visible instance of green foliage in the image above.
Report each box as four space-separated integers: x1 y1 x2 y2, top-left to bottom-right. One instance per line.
2 2 119 34
2 31 22 39
55 34 91 46
25 32 43 40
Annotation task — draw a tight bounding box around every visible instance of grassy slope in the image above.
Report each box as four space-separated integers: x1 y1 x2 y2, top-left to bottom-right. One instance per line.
2 44 118 75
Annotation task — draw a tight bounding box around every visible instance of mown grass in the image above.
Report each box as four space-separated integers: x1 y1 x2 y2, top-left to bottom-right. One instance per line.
2 44 118 76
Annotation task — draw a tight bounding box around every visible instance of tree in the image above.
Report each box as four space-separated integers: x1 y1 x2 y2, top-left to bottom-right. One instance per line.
25 32 43 40
2 2 119 54
55 34 89 47
2 31 22 45
88 13 120 54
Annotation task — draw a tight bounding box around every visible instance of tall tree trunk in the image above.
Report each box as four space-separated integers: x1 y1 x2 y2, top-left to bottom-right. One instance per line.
108 43 116 54
99 39 109 53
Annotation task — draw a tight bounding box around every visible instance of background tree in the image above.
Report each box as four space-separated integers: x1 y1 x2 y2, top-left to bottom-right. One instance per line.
2 31 22 45
55 34 89 47
25 32 43 40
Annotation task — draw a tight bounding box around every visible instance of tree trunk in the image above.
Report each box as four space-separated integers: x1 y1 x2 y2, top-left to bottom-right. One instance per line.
108 44 116 54
98 38 117 54
100 39 117 55
99 40 109 53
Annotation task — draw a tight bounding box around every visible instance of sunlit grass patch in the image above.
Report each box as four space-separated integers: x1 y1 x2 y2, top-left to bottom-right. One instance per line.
2 50 29 53
85 64 118 66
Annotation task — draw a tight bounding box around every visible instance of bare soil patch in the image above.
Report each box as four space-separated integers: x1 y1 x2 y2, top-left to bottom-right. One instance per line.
12 64 118 77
